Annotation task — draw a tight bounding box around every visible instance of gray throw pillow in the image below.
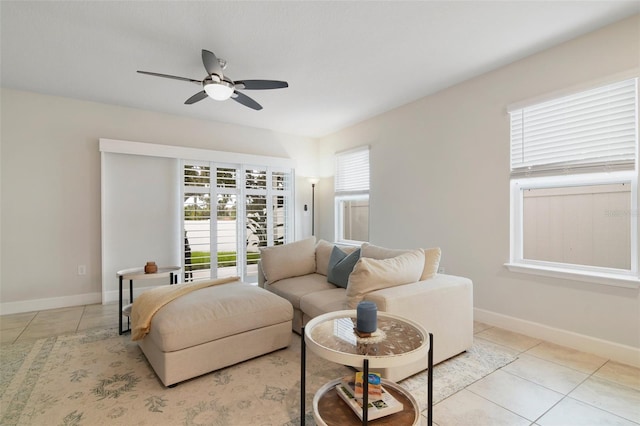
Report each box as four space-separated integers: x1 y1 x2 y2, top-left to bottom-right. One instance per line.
327 246 361 288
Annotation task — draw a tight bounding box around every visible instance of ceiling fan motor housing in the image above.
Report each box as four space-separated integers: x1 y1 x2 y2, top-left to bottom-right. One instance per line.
204 75 235 101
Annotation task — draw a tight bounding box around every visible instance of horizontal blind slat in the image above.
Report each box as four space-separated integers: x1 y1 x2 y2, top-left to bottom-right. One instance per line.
510 78 637 173
335 147 370 193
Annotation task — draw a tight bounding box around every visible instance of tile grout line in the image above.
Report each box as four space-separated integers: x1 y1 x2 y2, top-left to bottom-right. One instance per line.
569 361 640 424
12 311 38 344
589 360 640 392
464 384 532 423
523 350 607 376
528 366 596 426
531 395 565 425
75 305 87 334
484 352 640 425
505 347 614 424
461 338 632 426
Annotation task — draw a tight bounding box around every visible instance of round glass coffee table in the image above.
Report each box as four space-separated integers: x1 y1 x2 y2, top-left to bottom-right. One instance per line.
301 310 433 426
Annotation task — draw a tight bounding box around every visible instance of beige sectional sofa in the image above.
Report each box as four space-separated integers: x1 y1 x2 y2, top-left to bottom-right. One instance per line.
258 237 473 381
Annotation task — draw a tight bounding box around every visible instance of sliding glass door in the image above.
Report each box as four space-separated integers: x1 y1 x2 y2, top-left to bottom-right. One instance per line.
182 161 293 283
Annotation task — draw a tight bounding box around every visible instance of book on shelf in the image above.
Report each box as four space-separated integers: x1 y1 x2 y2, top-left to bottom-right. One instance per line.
335 378 403 421
354 371 382 399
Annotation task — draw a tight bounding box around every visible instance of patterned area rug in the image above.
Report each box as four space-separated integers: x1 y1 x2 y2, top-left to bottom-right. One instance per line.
0 329 516 425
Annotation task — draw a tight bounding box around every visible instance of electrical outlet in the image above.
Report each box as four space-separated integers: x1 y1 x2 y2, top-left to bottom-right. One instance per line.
77 265 86 275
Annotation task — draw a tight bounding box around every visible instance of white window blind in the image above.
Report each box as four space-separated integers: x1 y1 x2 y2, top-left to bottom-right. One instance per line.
335 147 370 194
510 78 637 176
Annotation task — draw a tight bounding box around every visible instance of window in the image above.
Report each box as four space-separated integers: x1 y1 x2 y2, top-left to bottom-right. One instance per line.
183 161 293 283
335 147 370 244
507 78 638 286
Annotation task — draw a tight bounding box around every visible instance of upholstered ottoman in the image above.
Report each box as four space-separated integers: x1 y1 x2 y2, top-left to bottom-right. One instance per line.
137 281 293 386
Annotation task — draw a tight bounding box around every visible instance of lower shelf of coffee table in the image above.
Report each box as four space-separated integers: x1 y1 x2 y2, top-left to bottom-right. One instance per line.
312 378 421 426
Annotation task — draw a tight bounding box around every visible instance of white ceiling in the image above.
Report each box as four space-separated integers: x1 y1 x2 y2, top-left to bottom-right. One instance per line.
1 1 638 138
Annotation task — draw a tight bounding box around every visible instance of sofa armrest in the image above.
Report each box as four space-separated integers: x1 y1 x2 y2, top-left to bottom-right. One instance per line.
365 274 471 310
257 260 266 288
364 274 473 365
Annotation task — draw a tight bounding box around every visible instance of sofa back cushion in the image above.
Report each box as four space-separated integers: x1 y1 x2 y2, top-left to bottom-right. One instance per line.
361 243 412 260
327 246 361 288
259 237 316 285
346 248 425 308
361 242 441 280
315 239 359 276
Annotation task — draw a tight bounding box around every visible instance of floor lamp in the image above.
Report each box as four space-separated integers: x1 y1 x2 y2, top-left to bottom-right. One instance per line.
309 178 319 236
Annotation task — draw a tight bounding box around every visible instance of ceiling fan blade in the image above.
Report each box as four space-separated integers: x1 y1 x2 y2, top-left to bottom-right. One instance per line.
231 91 262 110
202 49 223 77
234 80 289 90
184 90 208 105
137 70 201 84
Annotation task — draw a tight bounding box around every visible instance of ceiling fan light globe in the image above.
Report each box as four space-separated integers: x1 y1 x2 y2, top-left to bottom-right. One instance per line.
204 81 234 101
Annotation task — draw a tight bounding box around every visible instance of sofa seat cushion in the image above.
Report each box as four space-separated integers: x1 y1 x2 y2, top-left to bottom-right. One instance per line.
300 288 348 318
265 273 335 310
146 282 293 353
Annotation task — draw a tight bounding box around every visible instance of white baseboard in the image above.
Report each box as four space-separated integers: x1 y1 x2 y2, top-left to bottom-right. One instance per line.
474 308 640 368
1 285 178 316
0 292 102 315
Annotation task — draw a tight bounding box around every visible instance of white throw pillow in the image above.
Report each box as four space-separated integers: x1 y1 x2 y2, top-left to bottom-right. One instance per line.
259 237 316 284
362 242 441 281
346 248 425 308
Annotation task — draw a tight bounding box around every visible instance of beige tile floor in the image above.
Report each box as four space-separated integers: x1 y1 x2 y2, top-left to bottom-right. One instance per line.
1 305 639 425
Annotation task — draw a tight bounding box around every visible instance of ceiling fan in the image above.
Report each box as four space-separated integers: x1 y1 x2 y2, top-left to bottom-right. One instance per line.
137 49 288 111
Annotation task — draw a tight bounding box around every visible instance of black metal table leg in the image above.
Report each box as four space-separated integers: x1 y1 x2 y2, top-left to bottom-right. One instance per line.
301 327 306 426
118 275 124 335
428 332 433 426
363 358 369 425
128 279 133 332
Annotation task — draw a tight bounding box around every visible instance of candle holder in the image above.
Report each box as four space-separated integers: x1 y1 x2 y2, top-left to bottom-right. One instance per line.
144 261 158 274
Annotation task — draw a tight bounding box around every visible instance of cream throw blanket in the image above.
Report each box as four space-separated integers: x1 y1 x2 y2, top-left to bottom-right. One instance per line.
131 276 240 341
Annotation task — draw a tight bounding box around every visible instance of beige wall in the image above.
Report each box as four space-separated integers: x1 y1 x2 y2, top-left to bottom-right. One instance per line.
316 15 640 350
0 89 317 311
